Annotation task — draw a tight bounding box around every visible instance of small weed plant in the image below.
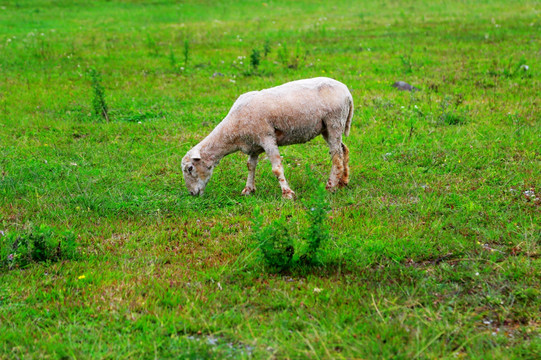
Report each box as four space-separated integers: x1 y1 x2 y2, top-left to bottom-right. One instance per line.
89 68 109 121
183 39 190 68
439 94 467 125
252 211 295 270
277 40 306 69
1 225 79 270
169 45 177 72
146 34 159 56
302 182 330 264
250 48 261 72
252 175 330 270
263 39 271 57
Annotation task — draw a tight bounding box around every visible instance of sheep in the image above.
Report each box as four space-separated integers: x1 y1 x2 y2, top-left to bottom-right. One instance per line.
181 77 354 199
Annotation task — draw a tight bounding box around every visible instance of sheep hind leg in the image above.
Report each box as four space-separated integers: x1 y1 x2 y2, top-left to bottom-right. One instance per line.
339 142 350 187
323 131 345 191
241 153 260 196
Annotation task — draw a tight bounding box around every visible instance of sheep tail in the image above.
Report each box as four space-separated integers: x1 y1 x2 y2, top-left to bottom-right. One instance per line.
344 97 353 137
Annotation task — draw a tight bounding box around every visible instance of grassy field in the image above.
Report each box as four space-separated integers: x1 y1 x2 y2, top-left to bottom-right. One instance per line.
1 0 540 358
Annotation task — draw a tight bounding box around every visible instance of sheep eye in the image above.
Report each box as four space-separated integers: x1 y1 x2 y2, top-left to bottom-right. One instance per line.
187 165 194 172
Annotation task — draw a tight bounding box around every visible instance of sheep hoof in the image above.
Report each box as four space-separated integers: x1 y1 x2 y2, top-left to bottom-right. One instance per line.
282 189 296 200
325 181 338 192
338 178 349 187
241 186 256 196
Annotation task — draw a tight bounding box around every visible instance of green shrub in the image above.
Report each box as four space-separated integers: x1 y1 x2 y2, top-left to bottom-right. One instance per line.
252 172 331 271
302 182 330 264
253 209 295 270
1 225 80 270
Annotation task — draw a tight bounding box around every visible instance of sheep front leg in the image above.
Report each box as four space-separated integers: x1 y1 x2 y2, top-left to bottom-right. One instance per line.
263 143 295 199
241 153 259 195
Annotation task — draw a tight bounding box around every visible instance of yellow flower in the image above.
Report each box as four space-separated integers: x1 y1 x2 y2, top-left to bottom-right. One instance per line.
78 275 86 280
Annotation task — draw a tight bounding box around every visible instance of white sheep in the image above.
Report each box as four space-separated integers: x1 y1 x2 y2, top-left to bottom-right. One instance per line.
181 77 353 199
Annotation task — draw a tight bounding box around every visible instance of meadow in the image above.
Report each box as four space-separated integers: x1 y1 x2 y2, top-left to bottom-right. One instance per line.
0 0 540 358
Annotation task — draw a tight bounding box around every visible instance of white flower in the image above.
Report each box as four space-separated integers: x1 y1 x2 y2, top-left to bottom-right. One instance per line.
313 287 323 293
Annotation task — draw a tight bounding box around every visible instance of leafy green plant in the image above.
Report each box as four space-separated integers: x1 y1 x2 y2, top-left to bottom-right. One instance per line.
250 48 261 71
1 225 79 270
277 42 289 68
88 68 109 121
252 172 330 270
263 39 271 57
169 45 177 71
252 208 295 270
276 40 306 69
183 39 190 68
400 54 414 74
439 94 467 125
146 34 159 56
293 40 305 69
301 182 330 264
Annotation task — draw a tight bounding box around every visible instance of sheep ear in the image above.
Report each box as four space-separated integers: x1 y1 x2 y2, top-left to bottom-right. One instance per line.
191 149 201 160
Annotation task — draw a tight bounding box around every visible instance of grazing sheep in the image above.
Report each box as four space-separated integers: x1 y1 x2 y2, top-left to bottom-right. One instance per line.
182 77 353 199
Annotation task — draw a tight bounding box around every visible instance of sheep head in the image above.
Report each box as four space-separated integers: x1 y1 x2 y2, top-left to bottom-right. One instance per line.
181 148 215 196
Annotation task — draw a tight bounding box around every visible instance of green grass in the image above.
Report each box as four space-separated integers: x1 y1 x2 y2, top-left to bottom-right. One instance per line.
1 0 540 358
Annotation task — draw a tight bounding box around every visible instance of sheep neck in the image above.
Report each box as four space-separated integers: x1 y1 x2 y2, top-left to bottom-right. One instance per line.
197 125 239 165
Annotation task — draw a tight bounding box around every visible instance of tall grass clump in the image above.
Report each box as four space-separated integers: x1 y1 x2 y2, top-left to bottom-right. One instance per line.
1 225 80 270
88 68 109 121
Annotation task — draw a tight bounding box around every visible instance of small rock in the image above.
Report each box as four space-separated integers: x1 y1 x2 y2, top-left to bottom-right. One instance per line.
392 81 420 92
